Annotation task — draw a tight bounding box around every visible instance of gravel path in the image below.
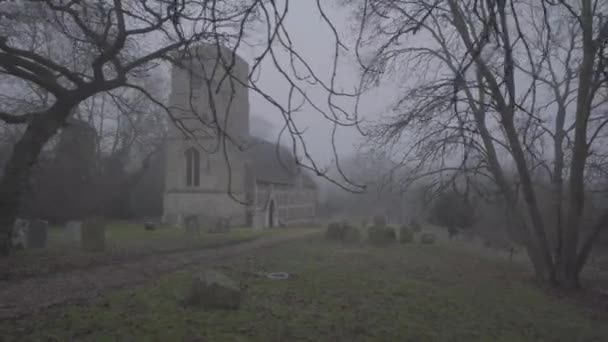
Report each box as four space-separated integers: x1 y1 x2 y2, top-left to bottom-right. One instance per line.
0 229 320 319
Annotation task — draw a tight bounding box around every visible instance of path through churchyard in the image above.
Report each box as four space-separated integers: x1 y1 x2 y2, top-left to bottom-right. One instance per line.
0 229 320 319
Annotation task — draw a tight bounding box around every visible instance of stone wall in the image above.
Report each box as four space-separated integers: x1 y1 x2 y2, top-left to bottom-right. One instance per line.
163 191 248 226
255 183 317 226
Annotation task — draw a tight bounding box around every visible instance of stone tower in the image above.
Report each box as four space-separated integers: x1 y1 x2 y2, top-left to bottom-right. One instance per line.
162 44 250 226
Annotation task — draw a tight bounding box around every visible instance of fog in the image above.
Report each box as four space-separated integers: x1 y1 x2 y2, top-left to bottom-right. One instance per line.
2 0 608 340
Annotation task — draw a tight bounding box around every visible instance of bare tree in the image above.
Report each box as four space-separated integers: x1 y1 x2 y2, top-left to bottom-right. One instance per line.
0 0 363 255
354 0 608 288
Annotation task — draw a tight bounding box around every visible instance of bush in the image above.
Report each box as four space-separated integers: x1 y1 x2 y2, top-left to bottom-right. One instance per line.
368 225 396 246
410 219 422 233
420 233 436 245
372 214 387 227
399 225 414 244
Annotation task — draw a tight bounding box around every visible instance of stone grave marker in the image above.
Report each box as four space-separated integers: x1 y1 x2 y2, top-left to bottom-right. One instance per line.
65 220 82 242
11 218 29 250
184 215 200 235
144 222 156 231
27 219 48 248
210 217 230 233
186 270 241 310
81 219 106 252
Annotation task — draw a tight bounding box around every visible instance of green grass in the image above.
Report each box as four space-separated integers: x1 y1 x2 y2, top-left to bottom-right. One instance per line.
1 223 290 280
3 237 607 341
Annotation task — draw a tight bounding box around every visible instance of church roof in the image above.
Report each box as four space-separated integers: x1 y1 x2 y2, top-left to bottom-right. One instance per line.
246 138 317 189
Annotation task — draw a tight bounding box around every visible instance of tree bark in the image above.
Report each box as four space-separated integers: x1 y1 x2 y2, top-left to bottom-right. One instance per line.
0 103 70 255
560 0 596 290
447 0 556 283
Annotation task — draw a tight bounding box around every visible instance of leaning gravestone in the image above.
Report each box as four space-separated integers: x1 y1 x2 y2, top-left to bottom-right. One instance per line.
187 270 241 310
65 220 82 243
27 219 48 248
81 219 106 252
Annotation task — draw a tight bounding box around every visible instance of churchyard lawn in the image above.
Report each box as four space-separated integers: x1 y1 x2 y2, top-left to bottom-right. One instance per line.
3 235 608 341
1 222 290 280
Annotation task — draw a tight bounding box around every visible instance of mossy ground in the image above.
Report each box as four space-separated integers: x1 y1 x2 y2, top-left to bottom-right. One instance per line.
3 236 608 341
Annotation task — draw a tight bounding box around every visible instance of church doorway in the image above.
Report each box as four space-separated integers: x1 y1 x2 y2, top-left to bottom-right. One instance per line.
268 200 276 228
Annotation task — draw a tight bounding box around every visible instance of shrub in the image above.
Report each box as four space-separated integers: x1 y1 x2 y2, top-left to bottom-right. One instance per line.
399 225 414 244
420 233 436 245
410 219 422 233
372 214 387 227
368 225 396 246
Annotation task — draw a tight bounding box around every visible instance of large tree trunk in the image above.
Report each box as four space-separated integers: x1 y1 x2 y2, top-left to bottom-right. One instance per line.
0 103 70 255
558 0 596 291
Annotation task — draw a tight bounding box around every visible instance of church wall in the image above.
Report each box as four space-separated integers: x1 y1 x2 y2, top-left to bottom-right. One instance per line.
255 182 317 226
167 44 250 143
163 45 250 226
163 191 248 226
164 139 246 193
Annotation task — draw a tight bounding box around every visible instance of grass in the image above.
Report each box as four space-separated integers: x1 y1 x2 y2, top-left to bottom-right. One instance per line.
3 235 608 341
1 222 290 280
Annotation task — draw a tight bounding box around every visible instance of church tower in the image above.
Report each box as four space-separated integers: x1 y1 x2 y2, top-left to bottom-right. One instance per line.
162 44 251 226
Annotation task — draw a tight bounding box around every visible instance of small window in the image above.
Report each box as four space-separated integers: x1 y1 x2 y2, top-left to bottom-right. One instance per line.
184 147 200 187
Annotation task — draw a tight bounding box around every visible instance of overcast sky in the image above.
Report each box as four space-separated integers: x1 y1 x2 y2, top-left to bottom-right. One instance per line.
238 1 391 170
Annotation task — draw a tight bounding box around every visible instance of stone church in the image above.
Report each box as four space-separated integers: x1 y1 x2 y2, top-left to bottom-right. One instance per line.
162 45 318 229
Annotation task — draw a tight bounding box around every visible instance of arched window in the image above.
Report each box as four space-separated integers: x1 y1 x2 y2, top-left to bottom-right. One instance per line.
184 147 200 186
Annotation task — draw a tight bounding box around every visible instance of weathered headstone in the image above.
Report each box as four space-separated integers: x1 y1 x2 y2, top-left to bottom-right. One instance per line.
187 270 241 310
65 220 82 242
11 218 29 250
27 219 48 248
210 217 230 233
420 233 436 245
184 215 200 235
81 219 106 252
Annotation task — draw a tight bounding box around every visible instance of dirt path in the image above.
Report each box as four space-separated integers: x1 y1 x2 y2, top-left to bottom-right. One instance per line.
0 229 320 320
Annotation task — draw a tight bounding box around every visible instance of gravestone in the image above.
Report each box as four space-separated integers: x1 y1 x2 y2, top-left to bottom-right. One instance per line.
81 219 106 252
65 220 82 242
11 218 29 250
27 219 48 248
211 217 230 233
187 270 241 310
184 215 200 235
144 222 156 231
420 233 436 245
